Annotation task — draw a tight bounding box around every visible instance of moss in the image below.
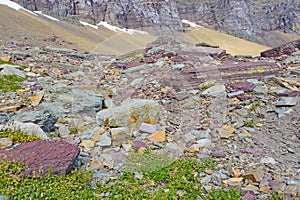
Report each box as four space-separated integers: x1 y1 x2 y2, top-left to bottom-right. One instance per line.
0 160 96 199
0 129 40 144
0 75 26 92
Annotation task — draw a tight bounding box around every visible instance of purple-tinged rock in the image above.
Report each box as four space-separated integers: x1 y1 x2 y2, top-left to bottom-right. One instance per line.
243 147 262 156
233 82 255 92
0 140 79 176
197 154 210 159
237 95 255 101
242 190 255 200
139 123 158 134
228 90 244 98
277 91 300 97
131 140 147 150
211 151 226 158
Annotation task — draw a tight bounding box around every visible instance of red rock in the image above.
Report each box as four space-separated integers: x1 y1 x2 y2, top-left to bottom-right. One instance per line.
0 140 79 176
233 82 255 92
261 39 300 57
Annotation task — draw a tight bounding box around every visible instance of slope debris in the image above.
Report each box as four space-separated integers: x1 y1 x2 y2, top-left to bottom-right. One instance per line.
0 35 299 199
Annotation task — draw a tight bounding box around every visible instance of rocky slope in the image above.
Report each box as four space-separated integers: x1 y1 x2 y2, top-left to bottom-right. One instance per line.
12 0 300 42
0 35 299 199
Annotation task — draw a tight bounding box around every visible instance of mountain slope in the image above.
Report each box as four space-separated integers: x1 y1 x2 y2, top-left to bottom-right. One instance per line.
181 26 270 57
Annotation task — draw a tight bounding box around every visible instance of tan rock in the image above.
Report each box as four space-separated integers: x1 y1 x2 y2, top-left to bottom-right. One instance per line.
91 134 101 142
205 169 214 175
79 140 95 151
0 56 11 62
147 130 166 143
241 129 252 137
89 159 103 170
220 125 235 138
229 177 244 183
0 137 13 149
243 170 264 182
30 92 44 106
186 143 202 153
110 127 131 146
231 167 243 177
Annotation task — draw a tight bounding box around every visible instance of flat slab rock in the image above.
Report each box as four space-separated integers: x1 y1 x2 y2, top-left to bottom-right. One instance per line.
0 140 79 176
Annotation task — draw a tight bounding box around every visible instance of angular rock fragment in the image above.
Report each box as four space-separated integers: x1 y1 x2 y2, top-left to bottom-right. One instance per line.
96 99 161 129
0 140 79 176
12 110 57 132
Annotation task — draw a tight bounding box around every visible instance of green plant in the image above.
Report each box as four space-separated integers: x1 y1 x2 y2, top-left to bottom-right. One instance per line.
206 187 241 200
200 83 214 90
96 155 219 199
0 159 97 199
271 192 283 200
124 151 175 173
0 129 41 144
69 127 78 135
250 101 261 112
0 75 26 92
243 121 255 128
0 59 15 65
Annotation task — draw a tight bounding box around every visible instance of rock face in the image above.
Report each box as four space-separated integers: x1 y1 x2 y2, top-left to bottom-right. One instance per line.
261 39 300 57
0 140 80 176
12 0 300 39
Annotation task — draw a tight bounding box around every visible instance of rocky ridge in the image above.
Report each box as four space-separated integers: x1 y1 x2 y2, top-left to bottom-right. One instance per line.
0 37 299 198
11 0 300 42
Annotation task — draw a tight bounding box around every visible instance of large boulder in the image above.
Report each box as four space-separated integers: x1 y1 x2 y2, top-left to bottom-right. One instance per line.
0 140 80 176
96 99 161 129
12 110 57 132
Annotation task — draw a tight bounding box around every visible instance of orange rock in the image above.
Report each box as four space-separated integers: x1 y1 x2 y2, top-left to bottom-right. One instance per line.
147 130 166 143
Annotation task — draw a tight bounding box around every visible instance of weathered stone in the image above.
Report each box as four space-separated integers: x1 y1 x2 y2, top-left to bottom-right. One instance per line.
233 82 255 92
147 130 166 143
241 190 255 200
79 140 95 151
0 64 26 78
275 97 298 107
139 123 158 134
243 171 264 182
242 147 262 156
220 125 235 138
96 99 161 129
110 127 131 146
211 151 226 158
261 39 300 57
228 90 244 98
0 140 79 176
0 121 49 140
260 157 276 165
0 138 13 149
202 85 226 98
12 110 57 132
97 132 112 147
131 140 147 150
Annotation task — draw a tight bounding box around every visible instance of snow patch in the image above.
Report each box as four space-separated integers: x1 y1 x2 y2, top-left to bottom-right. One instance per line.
0 0 37 16
182 19 202 28
97 21 121 32
98 21 148 35
34 11 59 21
80 21 98 29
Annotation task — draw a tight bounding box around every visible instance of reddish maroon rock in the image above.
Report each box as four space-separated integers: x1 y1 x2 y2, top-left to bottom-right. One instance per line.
261 39 300 57
0 140 80 176
233 82 255 92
